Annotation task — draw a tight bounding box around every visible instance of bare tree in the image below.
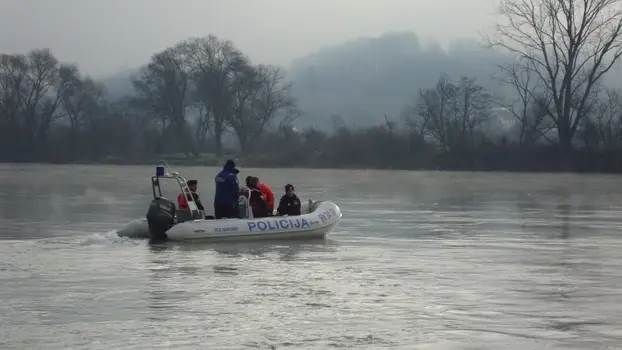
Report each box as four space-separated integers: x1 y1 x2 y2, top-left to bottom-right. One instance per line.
493 0 622 151
0 54 28 134
133 45 192 154
500 62 554 145
383 114 395 135
416 77 455 151
412 76 491 151
184 36 247 155
246 66 295 149
0 49 67 153
454 77 492 148
591 88 622 148
402 102 424 138
223 65 296 153
227 63 260 153
193 102 212 151
59 65 104 133
401 102 428 151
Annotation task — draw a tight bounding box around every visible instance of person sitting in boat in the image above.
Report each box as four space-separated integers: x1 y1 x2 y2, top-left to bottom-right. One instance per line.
214 159 240 219
249 176 275 215
177 180 205 211
245 176 270 218
277 184 301 216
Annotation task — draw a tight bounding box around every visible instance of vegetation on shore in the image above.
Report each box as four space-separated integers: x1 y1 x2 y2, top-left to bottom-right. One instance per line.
3 0 622 173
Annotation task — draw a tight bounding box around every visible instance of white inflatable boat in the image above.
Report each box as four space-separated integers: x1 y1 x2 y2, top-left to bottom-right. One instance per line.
117 165 341 241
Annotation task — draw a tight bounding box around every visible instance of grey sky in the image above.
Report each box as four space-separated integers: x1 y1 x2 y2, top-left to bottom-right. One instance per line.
0 0 499 77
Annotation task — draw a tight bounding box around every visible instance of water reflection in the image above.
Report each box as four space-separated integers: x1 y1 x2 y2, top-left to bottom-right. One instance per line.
556 203 572 239
209 239 338 261
145 242 186 320
147 238 337 260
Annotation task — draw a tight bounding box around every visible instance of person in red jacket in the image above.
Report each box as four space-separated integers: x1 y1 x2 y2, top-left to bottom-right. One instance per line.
177 180 205 211
246 176 275 215
256 177 275 215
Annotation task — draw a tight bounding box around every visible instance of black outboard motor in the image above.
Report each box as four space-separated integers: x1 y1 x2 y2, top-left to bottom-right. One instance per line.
146 198 176 240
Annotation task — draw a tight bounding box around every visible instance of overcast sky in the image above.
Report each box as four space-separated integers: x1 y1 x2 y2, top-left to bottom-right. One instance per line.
0 0 500 77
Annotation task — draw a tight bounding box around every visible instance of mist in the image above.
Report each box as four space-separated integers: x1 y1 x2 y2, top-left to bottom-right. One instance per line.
0 0 499 77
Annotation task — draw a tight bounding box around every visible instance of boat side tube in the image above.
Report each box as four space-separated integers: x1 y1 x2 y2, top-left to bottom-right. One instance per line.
165 201 342 241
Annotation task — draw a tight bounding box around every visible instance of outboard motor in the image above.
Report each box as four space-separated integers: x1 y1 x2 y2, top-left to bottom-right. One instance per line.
146 198 176 240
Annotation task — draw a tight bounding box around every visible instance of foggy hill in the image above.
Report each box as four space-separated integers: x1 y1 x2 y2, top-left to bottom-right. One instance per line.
289 32 510 128
99 32 511 127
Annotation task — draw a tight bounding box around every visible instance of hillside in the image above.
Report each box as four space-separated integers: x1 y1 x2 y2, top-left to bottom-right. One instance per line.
98 32 511 128
289 32 509 128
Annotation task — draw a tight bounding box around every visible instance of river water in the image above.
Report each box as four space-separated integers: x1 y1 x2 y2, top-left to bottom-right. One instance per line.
1 164 621 349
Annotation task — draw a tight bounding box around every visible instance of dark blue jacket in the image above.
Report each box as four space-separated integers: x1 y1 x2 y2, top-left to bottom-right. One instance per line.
214 165 239 205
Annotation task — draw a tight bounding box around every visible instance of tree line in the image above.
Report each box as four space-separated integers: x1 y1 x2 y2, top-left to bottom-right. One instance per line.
132 36 296 156
0 36 295 162
3 0 622 172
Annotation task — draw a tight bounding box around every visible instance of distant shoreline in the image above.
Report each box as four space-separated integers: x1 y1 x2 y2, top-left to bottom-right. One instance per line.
4 151 622 175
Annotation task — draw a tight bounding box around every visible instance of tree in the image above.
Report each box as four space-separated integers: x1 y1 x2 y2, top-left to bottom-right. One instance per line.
59 65 104 133
0 54 27 133
454 77 492 148
228 65 296 153
184 36 247 155
0 49 67 157
133 46 192 154
591 89 622 148
193 100 212 152
415 77 455 151
410 76 491 152
493 0 622 151
500 62 554 146
402 94 432 151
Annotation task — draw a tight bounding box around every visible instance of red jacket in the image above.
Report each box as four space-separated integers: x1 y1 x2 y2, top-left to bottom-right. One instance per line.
258 183 275 212
177 192 190 209
177 191 205 211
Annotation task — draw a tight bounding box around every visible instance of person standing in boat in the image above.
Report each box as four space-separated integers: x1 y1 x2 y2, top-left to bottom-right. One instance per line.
214 159 240 219
277 184 301 216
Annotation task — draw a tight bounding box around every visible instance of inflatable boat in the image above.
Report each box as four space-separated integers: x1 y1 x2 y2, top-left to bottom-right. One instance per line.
117 165 342 241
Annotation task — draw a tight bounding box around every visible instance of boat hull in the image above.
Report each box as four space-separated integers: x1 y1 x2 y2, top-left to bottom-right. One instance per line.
118 201 341 241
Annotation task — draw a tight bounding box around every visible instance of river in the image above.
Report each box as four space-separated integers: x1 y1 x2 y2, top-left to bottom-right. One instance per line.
1 163 621 349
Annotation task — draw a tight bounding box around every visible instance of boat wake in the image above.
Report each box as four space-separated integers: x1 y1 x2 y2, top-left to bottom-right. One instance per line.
33 230 141 248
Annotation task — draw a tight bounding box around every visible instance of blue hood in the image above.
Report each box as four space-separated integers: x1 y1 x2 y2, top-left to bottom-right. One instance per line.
224 159 239 173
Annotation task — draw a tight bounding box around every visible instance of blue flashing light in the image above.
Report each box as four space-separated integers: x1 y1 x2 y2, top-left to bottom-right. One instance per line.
156 166 165 176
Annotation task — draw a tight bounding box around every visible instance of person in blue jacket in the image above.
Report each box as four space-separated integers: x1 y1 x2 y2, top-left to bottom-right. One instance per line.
214 159 240 219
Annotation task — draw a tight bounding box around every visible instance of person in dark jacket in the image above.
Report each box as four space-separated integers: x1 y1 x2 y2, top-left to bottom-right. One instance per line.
249 187 270 218
214 159 240 219
277 184 301 216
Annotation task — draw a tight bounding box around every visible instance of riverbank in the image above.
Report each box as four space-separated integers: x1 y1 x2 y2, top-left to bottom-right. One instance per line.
5 147 622 174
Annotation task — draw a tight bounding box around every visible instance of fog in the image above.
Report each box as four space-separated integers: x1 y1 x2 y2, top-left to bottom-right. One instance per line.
0 0 499 77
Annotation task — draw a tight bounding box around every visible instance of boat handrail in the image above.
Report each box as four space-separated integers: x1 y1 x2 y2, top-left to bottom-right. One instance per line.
152 163 202 219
